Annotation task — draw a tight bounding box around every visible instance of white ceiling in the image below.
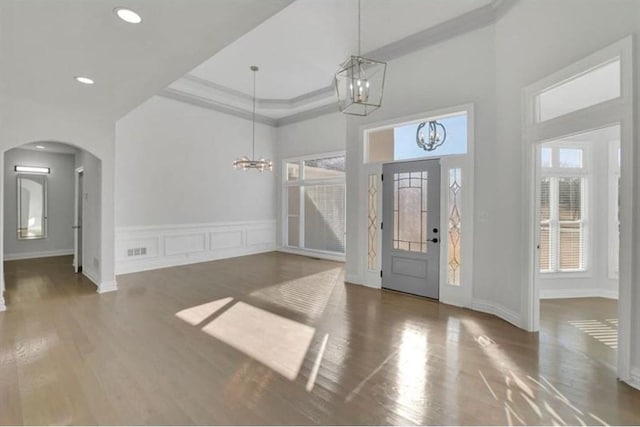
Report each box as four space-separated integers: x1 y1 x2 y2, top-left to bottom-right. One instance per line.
0 0 293 122
187 0 494 100
19 141 79 155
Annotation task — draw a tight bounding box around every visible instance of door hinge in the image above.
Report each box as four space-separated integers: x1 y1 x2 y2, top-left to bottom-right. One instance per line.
381 221 383 230
380 270 383 278
381 174 383 181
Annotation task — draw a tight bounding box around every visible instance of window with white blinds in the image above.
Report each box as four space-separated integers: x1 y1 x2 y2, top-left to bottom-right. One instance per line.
284 154 346 255
539 145 588 273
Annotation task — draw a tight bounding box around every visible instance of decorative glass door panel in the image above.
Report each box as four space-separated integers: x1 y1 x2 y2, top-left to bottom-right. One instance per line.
382 159 440 299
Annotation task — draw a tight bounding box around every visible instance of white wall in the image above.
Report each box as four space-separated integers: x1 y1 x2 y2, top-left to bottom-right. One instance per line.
114 96 277 273
0 100 117 299
3 148 75 259
275 112 347 249
75 149 102 285
345 25 497 309
494 0 640 386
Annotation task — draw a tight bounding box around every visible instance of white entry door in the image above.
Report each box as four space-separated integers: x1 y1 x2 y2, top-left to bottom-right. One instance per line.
382 159 440 299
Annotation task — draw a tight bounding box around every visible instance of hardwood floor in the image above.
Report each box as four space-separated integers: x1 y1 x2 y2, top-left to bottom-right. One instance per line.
1 253 639 425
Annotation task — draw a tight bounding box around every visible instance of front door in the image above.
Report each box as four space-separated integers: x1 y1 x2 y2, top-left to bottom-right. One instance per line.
382 159 440 299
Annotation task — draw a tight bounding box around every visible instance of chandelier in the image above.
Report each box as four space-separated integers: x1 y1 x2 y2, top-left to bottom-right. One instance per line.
334 0 387 116
416 120 447 151
233 66 273 172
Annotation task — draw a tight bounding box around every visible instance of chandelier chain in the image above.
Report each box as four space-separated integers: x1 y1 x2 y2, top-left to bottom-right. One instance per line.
252 67 256 160
357 0 361 56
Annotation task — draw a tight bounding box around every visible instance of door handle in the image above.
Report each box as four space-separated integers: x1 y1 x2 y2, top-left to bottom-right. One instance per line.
428 238 439 243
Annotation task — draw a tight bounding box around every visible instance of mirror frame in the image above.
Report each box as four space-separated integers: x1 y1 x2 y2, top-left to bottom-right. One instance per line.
16 173 48 240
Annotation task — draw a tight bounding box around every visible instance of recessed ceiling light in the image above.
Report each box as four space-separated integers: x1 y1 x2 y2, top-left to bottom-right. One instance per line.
114 7 142 24
36 145 45 149
75 76 95 85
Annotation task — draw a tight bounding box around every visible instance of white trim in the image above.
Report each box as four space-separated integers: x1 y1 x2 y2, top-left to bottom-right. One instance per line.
4 249 74 261
0 292 5 312
83 269 100 288
471 299 522 329
277 247 345 263
97 280 118 294
116 220 276 275
281 152 347 258
357 103 475 310
73 167 84 273
627 367 640 391
522 36 634 382
540 288 618 300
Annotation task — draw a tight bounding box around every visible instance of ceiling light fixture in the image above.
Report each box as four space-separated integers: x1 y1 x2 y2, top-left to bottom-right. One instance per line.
416 120 447 151
334 0 387 116
233 66 272 172
15 166 50 174
36 145 45 149
75 76 94 85
114 7 142 24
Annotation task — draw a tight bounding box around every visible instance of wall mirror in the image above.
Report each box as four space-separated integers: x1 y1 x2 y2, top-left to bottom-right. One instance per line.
17 174 48 239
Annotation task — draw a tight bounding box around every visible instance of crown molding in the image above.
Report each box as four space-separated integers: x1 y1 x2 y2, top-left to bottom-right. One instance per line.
159 88 278 126
162 0 519 127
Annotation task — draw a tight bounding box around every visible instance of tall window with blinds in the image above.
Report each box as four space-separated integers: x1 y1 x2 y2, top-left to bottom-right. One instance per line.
284 154 346 255
539 145 588 273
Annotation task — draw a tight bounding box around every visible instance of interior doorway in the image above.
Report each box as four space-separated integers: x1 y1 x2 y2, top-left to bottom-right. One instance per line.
73 167 84 273
2 141 104 305
534 125 620 368
381 159 441 299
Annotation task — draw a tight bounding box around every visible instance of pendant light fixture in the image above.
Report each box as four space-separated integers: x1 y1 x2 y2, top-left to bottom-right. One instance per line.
233 66 273 172
416 120 447 151
334 0 387 116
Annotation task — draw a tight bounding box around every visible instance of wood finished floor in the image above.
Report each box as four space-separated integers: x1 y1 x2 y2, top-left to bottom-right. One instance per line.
1 253 639 425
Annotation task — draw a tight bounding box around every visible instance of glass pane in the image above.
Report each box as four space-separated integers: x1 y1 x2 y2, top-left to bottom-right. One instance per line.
393 113 468 160
303 184 345 253
559 223 583 270
393 171 428 253
540 178 551 221
558 148 583 168
558 177 582 221
541 147 553 168
367 174 378 270
538 59 620 122
287 216 299 247
17 175 47 239
287 186 299 215
539 224 551 271
303 156 345 180
287 162 299 181
448 168 462 286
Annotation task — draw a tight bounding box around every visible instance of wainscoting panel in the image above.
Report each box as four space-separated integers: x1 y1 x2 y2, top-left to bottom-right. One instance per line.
116 220 276 275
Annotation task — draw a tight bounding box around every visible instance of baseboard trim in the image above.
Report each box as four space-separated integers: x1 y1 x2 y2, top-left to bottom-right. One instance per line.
540 288 618 300
277 247 345 262
626 367 640 391
117 246 275 275
472 299 522 328
98 280 118 294
4 249 74 261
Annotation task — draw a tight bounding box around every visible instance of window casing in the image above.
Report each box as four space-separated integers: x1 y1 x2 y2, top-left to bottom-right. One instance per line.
539 145 589 273
284 153 346 256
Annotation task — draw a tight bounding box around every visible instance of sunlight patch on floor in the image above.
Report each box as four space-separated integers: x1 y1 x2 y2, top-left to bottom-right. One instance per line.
175 297 233 325
249 268 341 319
202 301 315 380
568 319 618 349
